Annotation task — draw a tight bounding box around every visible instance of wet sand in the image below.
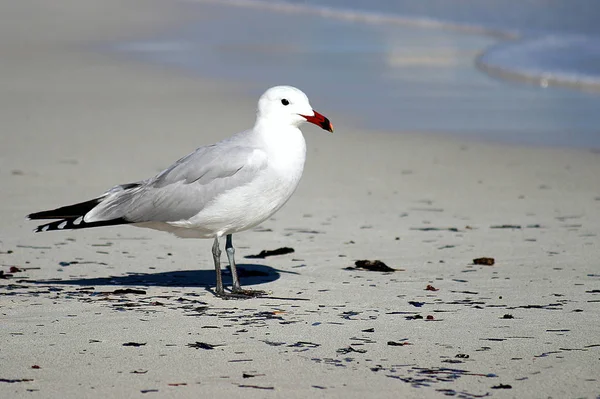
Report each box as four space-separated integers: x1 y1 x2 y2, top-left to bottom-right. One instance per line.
1 1 599 398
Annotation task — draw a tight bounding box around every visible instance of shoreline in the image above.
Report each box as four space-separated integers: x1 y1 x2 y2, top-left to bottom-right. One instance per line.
1 1 599 398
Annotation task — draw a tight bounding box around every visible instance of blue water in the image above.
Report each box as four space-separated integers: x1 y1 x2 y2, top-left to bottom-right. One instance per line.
271 0 600 88
115 0 600 148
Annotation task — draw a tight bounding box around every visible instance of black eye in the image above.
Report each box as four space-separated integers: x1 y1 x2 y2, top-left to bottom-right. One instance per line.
281 99 289 106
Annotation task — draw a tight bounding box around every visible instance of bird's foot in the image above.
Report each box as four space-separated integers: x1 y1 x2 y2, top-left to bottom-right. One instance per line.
231 287 267 298
214 288 267 300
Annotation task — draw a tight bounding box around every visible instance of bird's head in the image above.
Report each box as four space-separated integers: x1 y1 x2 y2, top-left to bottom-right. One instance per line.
256 86 333 133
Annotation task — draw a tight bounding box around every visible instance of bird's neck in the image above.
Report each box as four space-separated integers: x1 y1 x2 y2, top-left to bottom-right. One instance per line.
253 119 306 165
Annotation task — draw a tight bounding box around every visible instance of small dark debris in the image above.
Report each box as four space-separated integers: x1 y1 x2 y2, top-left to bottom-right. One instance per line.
242 373 265 379
0 378 34 383
187 342 222 350
405 315 423 320
473 257 495 266
455 354 470 358
245 247 294 259
425 285 439 291
340 310 360 320
490 224 521 229
410 227 459 232
263 340 286 347
123 342 146 347
140 389 159 394
408 301 425 307
112 288 147 295
336 347 367 354
237 384 274 390
31 365 40 369
502 314 514 319
0 270 12 279
131 370 148 374
362 328 375 333
491 384 512 389
387 341 410 346
348 260 397 272
426 315 435 320
167 383 187 386
9 266 22 273
288 341 320 348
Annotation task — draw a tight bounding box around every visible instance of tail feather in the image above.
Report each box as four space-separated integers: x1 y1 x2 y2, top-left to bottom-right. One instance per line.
28 197 133 233
28 198 103 220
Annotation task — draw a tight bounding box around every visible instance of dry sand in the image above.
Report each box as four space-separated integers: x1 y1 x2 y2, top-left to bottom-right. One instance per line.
1 1 599 398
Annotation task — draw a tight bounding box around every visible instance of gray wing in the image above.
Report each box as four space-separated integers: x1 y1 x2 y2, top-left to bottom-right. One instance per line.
84 141 268 223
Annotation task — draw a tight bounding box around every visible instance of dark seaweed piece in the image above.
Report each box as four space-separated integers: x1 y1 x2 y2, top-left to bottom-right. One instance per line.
187 342 222 350
245 247 294 259
112 288 146 295
387 341 409 346
410 227 459 232
0 378 34 383
336 347 367 354
473 257 495 266
502 314 514 319
287 341 320 348
237 384 274 390
490 224 521 229
340 311 360 320
491 384 512 389
123 342 146 347
408 301 425 307
349 260 396 272
362 328 375 333
242 373 265 378
425 285 439 291
263 340 286 346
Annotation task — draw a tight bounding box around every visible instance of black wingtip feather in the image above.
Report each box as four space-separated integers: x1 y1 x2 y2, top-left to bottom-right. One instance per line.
33 217 132 233
28 195 133 232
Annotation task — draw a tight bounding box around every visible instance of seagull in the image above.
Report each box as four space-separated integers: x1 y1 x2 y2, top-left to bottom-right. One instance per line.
27 85 333 298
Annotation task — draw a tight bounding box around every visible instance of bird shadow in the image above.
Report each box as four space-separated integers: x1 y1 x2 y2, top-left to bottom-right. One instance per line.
28 264 288 293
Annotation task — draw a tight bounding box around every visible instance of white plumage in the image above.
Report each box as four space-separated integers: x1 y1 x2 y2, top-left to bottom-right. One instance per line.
28 85 333 298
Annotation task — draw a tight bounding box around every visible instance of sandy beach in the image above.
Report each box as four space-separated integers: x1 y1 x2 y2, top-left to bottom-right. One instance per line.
1 1 599 398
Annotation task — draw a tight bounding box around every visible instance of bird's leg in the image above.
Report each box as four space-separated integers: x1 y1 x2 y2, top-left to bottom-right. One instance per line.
226 234 242 291
212 236 225 296
226 234 266 297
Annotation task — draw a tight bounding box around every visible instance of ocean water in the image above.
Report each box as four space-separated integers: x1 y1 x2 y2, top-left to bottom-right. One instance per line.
116 0 600 148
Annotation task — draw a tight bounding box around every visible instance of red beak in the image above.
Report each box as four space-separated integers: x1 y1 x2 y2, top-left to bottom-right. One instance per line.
300 110 334 133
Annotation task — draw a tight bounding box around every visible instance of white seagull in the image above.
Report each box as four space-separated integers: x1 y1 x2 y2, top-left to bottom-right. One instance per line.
28 85 333 298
